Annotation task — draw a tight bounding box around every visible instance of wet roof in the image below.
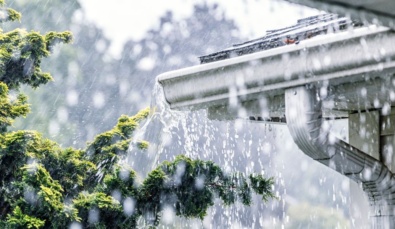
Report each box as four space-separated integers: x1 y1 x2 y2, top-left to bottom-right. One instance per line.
287 0 395 23
199 14 363 64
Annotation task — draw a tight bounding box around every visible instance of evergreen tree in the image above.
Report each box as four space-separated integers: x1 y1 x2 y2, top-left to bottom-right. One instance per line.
0 2 274 228
6 0 115 147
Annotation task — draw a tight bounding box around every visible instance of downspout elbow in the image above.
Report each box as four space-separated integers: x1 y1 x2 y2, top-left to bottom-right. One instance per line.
285 86 394 205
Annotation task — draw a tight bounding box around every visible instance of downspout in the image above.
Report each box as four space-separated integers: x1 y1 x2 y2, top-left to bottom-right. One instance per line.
285 86 395 228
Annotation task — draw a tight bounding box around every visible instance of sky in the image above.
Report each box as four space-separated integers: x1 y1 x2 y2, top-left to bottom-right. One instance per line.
79 0 320 56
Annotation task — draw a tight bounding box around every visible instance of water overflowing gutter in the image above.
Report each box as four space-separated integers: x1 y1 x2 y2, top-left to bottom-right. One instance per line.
158 26 395 116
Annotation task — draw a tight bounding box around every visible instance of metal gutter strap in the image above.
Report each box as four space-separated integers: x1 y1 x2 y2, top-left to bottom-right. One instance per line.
285 86 395 210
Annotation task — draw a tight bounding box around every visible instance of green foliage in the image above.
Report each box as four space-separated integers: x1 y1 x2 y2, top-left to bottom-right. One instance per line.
22 164 64 211
74 192 121 210
86 109 150 176
0 3 21 23
0 28 71 90
0 82 29 132
0 2 71 134
6 9 21 22
249 174 275 202
101 167 137 197
1 93 275 229
0 2 275 228
6 206 45 229
44 31 72 51
134 155 275 225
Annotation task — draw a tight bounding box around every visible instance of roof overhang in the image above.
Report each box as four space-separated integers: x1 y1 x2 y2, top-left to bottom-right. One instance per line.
158 26 395 120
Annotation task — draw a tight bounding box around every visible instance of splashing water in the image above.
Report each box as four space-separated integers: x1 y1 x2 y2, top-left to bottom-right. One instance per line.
125 82 186 178
123 81 350 228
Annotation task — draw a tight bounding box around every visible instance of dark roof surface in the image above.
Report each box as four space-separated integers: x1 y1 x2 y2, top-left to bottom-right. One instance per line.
199 14 363 64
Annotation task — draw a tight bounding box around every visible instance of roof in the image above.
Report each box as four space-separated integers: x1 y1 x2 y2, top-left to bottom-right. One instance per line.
199 14 362 64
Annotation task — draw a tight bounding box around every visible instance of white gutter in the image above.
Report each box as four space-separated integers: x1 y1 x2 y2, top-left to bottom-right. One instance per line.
158 26 395 114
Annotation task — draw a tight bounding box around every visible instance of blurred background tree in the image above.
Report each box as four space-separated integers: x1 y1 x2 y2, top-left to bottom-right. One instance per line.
4 0 352 227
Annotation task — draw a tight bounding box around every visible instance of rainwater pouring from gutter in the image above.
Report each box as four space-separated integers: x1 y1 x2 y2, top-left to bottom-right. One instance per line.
157 14 395 228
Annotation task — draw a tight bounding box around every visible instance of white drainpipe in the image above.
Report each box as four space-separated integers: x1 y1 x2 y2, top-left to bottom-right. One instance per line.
285 86 395 228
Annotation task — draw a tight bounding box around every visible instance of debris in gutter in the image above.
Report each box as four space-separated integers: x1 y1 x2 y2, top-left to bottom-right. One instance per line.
199 14 363 64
